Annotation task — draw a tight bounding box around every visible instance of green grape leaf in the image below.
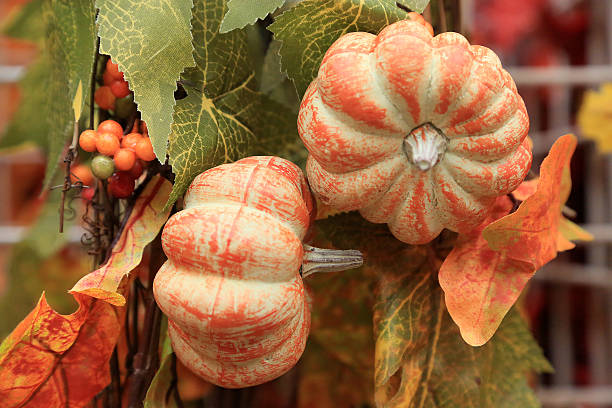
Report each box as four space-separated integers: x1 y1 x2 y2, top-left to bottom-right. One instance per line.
1 0 45 44
314 213 552 408
95 0 196 160
167 0 298 207
220 0 286 33
269 0 405 96
260 40 301 112
42 0 96 188
398 0 430 13
0 58 50 151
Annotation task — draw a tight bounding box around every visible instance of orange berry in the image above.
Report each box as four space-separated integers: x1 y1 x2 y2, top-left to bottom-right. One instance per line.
94 86 115 110
135 137 156 161
96 132 121 156
106 59 124 81
121 132 143 151
102 69 114 86
110 79 130 98
70 164 94 186
114 148 136 171
97 120 123 140
81 187 95 201
79 129 98 152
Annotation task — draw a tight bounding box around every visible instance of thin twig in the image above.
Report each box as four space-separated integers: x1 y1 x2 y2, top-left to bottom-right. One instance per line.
59 122 80 232
127 231 167 407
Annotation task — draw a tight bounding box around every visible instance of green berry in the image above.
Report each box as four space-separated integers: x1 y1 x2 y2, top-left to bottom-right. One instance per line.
91 155 115 179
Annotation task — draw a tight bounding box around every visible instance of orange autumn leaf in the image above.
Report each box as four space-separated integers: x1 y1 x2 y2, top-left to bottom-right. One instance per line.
511 178 538 201
558 217 594 246
0 293 121 407
439 134 578 346
513 177 593 248
483 134 577 266
70 176 172 306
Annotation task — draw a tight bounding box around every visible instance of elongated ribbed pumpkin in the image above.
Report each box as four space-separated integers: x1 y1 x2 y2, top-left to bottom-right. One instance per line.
298 14 532 245
153 156 361 388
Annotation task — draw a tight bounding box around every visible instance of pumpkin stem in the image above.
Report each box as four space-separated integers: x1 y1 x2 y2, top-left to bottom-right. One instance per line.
301 244 363 278
403 123 447 171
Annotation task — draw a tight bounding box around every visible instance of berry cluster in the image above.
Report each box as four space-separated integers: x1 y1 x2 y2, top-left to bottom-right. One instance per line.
94 60 131 111
78 119 156 198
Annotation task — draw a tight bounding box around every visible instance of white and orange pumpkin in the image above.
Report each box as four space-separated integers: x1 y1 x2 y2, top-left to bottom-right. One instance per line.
298 15 532 245
153 156 361 388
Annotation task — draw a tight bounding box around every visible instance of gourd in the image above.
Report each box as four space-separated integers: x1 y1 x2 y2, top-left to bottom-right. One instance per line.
298 15 532 245
153 156 362 388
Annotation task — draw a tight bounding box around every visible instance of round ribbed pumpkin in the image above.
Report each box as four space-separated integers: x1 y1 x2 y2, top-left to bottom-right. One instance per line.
153 156 362 389
153 156 313 388
298 16 532 245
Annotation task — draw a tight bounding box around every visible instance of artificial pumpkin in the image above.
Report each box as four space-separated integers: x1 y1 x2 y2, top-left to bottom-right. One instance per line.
153 156 362 388
298 15 532 245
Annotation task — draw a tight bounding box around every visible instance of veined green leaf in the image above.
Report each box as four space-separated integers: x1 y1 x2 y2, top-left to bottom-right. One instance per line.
400 0 430 13
315 213 552 408
269 0 405 96
95 0 196 160
167 0 298 207
42 0 96 188
220 0 286 33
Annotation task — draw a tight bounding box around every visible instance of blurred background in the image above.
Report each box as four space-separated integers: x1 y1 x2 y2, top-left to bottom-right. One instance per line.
1 0 611 407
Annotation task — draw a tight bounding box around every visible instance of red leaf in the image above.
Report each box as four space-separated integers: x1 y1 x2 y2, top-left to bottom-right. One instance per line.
0 294 121 407
439 134 577 346
70 176 172 306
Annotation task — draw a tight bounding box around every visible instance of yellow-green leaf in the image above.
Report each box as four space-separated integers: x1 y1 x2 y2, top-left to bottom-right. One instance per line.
577 83 612 153
269 0 405 96
95 0 196 160
559 217 593 244
314 213 551 408
167 0 298 207
401 0 431 13
70 176 172 306
42 0 96 188
220 0 286 33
